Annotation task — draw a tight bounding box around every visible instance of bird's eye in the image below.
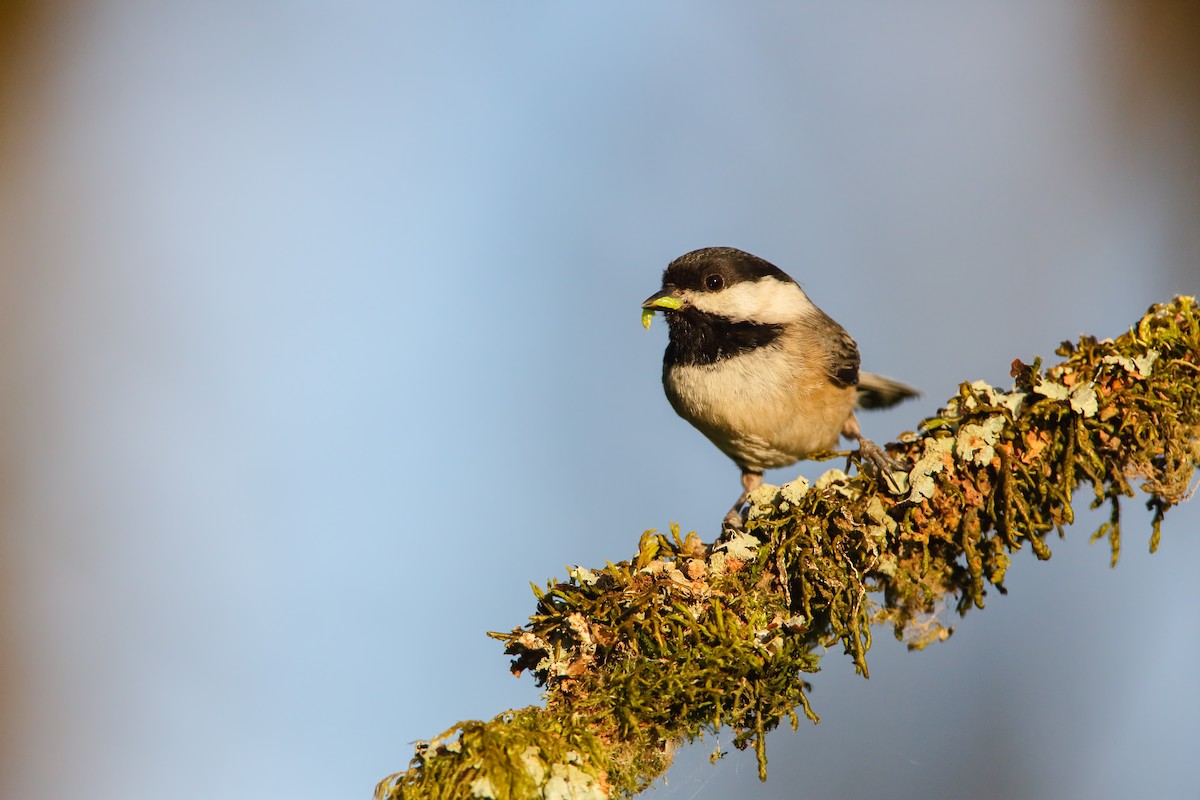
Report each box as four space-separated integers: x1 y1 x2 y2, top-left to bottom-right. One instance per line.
705 274 724 291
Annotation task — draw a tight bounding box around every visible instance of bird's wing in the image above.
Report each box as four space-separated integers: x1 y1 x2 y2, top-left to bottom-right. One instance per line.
816 312 861 389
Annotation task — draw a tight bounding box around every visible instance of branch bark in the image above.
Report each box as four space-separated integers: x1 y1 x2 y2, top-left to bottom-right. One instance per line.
377 297 1200 800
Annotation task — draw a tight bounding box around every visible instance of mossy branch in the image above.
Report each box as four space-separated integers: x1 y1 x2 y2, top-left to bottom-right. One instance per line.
377 297 1200 800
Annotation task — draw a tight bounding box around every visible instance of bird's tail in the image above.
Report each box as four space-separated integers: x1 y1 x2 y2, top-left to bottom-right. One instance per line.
856 371 920 410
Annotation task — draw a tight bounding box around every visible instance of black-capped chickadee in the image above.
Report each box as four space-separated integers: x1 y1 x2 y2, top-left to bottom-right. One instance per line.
642 247 918 529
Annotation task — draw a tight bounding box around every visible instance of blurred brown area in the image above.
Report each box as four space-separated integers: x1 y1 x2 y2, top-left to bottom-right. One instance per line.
0 0 59 163
1 0 62 790
1102 1 1200 284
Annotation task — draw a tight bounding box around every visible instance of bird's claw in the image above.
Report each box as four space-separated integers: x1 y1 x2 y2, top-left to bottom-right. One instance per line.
855 438 910 495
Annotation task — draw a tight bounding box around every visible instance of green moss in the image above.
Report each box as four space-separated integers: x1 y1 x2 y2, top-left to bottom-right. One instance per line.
375 708 612 800
378 297 1200 799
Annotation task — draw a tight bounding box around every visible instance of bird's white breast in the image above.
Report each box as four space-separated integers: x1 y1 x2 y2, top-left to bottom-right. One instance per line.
663 339 856 472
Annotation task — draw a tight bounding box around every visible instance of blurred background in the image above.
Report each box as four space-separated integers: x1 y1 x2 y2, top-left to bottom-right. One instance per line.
2 3 1199 799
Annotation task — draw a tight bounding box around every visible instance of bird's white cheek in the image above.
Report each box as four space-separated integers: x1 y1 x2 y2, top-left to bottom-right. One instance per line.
687 279 816 324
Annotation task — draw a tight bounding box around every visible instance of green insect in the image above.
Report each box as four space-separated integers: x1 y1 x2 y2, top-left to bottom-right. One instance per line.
641 295 682 329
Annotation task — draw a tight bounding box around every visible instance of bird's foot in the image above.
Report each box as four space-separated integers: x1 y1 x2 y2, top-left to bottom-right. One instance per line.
855 438 910 494
722 507 746 533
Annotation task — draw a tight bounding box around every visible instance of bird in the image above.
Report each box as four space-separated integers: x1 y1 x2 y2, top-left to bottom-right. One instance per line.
641 246 918 530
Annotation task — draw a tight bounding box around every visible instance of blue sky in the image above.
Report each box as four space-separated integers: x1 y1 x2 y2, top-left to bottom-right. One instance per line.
3 3 1199 799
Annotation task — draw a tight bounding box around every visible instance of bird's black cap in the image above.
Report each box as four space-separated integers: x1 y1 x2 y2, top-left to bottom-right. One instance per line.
660 247 798 292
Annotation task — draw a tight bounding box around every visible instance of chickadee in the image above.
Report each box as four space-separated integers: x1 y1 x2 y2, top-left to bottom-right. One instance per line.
642 246 918 529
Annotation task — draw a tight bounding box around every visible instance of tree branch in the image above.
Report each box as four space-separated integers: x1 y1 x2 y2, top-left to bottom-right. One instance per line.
377 297 1200 800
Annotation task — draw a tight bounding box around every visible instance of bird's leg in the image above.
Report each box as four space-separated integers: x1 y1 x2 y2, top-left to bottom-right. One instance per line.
723 470 763 531
842 413 906 490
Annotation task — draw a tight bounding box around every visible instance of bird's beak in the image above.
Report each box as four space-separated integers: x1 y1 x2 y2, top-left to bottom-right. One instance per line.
641 290 684 329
